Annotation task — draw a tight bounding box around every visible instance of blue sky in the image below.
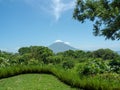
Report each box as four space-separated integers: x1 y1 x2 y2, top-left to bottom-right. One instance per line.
0 0 120 52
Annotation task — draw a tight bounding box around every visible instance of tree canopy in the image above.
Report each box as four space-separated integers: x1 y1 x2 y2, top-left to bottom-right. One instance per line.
18 46 54 64
73 0 120 40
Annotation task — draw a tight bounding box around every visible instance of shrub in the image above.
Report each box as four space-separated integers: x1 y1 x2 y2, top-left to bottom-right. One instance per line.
62 60 75 69
109 58 120 73
46 56 63 65
27 58 39 65
80 58 110 75
0 57 10 67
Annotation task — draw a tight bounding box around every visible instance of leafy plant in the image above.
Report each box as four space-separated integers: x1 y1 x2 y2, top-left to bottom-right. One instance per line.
80 58 110 75
62 60 75 69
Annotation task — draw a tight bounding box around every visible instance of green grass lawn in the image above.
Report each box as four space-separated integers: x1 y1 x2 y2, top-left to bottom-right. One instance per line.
0 74 78 90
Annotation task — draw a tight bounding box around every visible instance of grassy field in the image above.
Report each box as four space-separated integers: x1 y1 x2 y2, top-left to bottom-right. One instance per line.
0 74 78 90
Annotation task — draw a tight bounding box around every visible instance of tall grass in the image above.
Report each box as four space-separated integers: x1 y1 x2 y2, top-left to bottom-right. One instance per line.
0 65 120 90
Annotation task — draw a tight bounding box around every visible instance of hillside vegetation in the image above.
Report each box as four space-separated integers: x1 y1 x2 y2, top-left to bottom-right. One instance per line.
0 46 120 90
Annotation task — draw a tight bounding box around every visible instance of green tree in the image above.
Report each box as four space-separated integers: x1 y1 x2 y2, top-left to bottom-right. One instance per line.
18 46 54 63
92 49 118 60
74 50 86 58
58 50 76 58
73 0 120 40
18 47 31 55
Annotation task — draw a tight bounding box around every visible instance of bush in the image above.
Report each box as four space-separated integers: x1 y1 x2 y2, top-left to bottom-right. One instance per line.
46 56 63 65
62 60 75 69
109 57 120 73
80 58 110 75
27 59 39 65
0 57 10 67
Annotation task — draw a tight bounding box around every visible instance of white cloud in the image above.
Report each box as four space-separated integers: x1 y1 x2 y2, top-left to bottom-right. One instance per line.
55 40 63 43
51 0 75 20
0 0 76 21
55 40 71 45
64 42 70 45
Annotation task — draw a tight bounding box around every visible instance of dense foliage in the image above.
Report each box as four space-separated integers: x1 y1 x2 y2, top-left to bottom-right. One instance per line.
18 46 54 64
73 0 120 40
0 46 120 89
